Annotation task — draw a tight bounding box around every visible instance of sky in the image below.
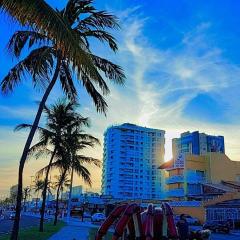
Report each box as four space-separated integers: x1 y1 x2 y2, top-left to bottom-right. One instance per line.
1 0 240 197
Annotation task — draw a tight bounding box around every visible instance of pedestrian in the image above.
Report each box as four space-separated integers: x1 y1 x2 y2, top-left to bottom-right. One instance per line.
176 214 189 240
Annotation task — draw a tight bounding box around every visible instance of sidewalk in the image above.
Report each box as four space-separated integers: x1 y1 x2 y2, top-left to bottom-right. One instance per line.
48 225 90 240
47 219 102 240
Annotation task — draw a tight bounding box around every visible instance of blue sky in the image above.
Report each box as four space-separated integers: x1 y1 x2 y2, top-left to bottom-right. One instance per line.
1 0 240 196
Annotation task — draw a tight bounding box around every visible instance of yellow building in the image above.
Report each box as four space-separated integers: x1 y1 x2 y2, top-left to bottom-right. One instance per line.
161 153 240 223
163 153 240 200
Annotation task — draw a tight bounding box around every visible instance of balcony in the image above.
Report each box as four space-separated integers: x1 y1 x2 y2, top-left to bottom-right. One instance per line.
186 175 205 184
167 188 185 197
165 175 184 184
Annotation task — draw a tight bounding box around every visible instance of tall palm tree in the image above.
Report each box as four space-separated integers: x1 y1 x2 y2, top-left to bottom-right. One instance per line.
16 100 89 231
32 177 44 209
22 186 30 212
1 1 125 238
52 170 70 225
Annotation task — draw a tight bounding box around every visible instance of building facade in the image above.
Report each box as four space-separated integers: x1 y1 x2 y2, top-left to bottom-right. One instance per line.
72 186 83 197
163 153 240 201
101 123 165 200
172 131 225 157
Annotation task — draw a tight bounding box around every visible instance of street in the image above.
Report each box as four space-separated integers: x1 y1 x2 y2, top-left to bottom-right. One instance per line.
0 215 40 236
211 233 240 239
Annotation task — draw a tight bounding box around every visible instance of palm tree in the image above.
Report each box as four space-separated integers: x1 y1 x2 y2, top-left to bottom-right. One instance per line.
58 117 101 222
22 186 31 212
16 99 90 231
38 105 101 224
32 177 44 209
52 170 70 225
1 1 125 238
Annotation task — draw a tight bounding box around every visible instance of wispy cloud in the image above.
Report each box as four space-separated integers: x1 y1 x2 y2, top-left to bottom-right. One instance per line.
83 6 240 163
1 6 240 194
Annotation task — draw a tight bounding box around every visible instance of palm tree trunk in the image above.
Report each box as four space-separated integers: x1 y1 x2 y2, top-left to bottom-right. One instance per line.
66 167 74 222
23 196 26 212
36 193 39 209
53 183 61 226
39 148 56 232
10 58 61 240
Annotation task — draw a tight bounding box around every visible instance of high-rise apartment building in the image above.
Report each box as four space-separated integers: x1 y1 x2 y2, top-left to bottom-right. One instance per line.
101 123 165 200
172 131 224 158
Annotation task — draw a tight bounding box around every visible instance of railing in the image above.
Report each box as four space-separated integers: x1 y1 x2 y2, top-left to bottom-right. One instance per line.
165 175 184 184
169 201 202 207
167 188 185 197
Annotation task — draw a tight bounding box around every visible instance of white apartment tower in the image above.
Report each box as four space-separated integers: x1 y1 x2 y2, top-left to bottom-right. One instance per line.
101 123 165 200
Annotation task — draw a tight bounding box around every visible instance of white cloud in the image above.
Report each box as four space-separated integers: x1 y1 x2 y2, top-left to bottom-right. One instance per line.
83 7 240 164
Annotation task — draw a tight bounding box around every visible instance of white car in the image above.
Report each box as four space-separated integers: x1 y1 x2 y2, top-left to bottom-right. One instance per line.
9 211 16 220
9 211 21 220
83 212 92 218
91 213 106 222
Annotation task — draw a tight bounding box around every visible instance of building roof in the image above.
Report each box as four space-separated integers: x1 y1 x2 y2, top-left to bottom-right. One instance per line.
202 183 236 193
158 159 174 169
222 181 240 190
206 199 240 208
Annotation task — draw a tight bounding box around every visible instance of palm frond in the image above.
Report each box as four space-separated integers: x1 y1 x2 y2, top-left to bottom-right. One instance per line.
81 30 118 52
59 61 77 101
1 46 54 93
78 9 120 30
28 140 49 158
14 123 47 133
80 72 108 113
73 163 92 186
36 158 62 178
76 155 101 167
78 133 100 145
7 30 49 58
91 54 125 84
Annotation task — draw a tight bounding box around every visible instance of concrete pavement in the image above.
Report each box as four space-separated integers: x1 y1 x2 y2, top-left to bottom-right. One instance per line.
48 221 240 240
47 225 90 240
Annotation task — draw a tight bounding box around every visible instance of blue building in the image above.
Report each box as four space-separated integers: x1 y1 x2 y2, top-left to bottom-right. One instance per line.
172 131 224 158
101 123 165 200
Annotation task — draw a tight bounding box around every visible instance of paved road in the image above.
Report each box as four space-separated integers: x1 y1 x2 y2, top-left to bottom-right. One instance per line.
211 233 240 239
0 215 40 235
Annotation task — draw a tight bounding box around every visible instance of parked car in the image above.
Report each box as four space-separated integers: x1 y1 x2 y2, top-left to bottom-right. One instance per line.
9 211 18 220
83 212 92 218
203 221 230 234
174 215 200 225
70 207 83 217
91 213 106 222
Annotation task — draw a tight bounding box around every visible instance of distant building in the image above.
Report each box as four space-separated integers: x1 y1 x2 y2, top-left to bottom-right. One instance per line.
72 186 83 197
101 123 165 200
10 184 18 202
172 131 224 157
